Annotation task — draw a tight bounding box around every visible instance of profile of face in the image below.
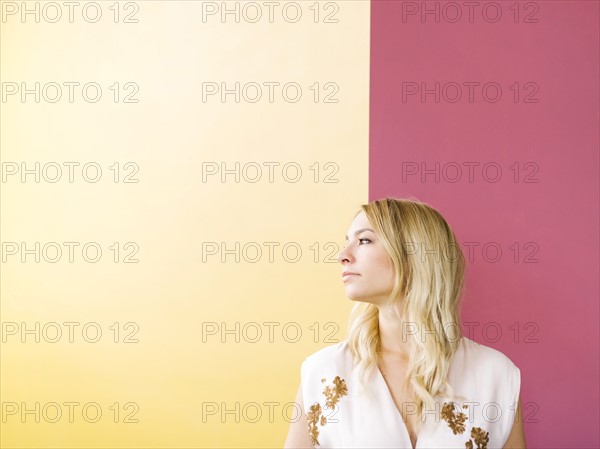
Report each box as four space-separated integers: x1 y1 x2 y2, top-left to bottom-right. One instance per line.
338 211 396 306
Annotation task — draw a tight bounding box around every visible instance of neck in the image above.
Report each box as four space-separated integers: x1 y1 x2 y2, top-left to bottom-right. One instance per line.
377 303 414 357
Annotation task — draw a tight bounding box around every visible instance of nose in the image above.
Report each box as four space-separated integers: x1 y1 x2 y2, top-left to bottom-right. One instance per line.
338 244 352 264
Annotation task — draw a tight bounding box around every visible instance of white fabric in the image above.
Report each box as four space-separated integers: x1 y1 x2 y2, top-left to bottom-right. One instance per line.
300 336 521 448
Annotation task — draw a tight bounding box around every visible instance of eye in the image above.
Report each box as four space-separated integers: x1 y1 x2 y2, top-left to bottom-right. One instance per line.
359 238 371 244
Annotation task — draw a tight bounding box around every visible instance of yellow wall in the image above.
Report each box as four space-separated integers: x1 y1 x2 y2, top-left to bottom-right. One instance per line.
1 1 369 446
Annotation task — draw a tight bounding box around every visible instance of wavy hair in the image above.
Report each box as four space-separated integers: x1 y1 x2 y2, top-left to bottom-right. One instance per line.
346 197 467 424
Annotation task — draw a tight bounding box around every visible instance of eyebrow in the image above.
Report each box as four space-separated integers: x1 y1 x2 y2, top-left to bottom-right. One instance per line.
345 228 374 241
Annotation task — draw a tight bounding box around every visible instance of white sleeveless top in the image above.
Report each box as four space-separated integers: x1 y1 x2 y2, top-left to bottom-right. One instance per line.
300 336 521 448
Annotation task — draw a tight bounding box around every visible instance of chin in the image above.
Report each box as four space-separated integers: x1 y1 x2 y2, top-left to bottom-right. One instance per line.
345 292 376 305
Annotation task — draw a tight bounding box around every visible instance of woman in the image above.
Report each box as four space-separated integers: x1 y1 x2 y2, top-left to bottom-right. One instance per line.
284 197 526 448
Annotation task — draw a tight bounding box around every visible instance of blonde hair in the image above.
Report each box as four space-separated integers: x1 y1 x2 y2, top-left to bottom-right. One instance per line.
346 197 467 424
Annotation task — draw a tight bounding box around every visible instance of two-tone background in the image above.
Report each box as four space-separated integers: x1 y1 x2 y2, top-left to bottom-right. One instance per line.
1 1 598 447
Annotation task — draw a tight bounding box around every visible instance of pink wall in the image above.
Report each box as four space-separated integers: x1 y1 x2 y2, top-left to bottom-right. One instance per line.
369 1 599 447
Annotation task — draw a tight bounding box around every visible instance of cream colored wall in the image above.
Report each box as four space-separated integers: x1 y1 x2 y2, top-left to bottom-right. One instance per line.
0 1 369 446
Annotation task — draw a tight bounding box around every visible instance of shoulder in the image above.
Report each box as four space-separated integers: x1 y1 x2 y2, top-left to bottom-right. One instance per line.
303 340 350 364
455 336 521 405
300 340 354 381
439 339 523 446
458 336 520 374
299 341 353 413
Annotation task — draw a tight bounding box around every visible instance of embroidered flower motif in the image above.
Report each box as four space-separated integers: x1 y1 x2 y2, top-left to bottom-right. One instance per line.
441 402 491 449
307 403 323 446
470 427 490 449
441 402 467 435
323 375 349 409
306 376 348 446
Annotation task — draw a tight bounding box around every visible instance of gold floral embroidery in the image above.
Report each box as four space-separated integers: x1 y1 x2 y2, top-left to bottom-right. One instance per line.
323 375 349 409
441 402 490 449
469 427 490 449
307 403 323 446
441 402 467 435
306 376 348 446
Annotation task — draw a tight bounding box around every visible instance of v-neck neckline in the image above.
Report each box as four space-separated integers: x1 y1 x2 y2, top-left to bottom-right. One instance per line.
374 364 421 449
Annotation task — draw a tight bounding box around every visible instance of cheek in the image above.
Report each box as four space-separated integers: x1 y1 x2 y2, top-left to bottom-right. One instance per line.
376 256 395 284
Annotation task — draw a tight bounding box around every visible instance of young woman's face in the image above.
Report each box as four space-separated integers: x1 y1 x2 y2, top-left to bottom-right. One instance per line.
338 211 395 305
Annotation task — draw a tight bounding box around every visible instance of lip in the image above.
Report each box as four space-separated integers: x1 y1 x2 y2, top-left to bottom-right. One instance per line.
342 272 360 281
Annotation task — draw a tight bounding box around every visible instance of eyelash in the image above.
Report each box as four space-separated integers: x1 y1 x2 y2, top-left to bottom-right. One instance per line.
342 237 371 249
